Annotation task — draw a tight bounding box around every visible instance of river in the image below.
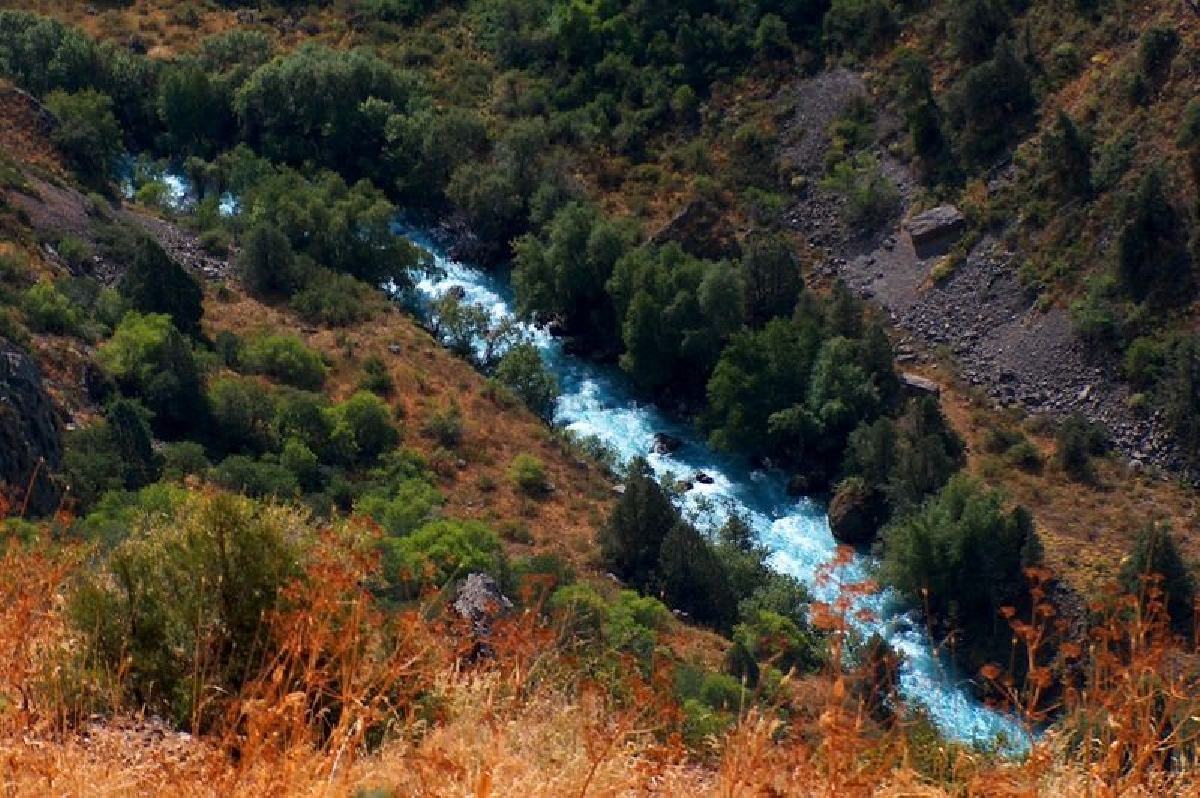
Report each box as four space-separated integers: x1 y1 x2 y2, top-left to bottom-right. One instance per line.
401 228 1031 751
124 161 1027 749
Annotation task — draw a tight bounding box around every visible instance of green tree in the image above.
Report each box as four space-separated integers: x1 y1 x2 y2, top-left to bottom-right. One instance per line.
237 222 298 298
1041 110 1092 200
44 89 122 185
1118 168 1192 306
242 334 327 391
98 313 205 439
880 475 1040 667
116 236 204 337
331 391 399 465
1119 522 1196 637
494 343 560 421
599 457 677 587
740 232 802 328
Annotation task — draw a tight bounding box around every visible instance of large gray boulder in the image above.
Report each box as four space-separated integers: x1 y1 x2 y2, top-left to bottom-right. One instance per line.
905 205 966 259
828 479 887 547
0 340 63 515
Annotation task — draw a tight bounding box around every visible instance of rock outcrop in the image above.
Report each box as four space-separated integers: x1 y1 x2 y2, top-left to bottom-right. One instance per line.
904 205 966 258
828 479 886 546
0 340 63 515
651 432 683 455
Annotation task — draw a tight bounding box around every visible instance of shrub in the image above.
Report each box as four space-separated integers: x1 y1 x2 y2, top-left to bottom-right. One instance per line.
206 375 277 455
358 355 394 396
197 228 231 256
494 343 559 420
422 401 463 448
1119 522 1196 637
384 518 503 599
237 222 297 298
280 438 321 492
43 89 122 185
98 312 206 439
331 391 400 464
116 235 204 337
820 153 900 229
879 475 1041 670
1054 412 1108 482
290 270 385 327
508 453 550 496
211 455 299 499
160 441 209 481
69 492 305 727
22 282 83 336
242 333 327 390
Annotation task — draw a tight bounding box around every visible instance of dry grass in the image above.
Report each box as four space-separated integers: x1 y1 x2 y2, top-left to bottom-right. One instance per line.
4 491 1200 796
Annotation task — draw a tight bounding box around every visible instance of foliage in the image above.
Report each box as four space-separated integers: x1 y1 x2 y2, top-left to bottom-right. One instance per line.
69 491 305 728
820 152 900 229
358 355 395 397
384 518 503 599
1119 522 1196 637
290 269 386 327
115 235 204 337
879 475 1041 671
494 343 560 420
44 89 123 185
97 312 205 438
1117 168 1192 307
1054 412 1107 482
330 391 400 465
237 221 298 298
21 281 83 336
206 375 277 456
242 333 328 391
508 453 550 496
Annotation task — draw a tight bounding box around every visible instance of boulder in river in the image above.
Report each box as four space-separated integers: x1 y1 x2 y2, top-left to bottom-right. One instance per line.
0 340 63 516
828 479 887 547
904 205 966 259
651 432 683 455
694 471 715 485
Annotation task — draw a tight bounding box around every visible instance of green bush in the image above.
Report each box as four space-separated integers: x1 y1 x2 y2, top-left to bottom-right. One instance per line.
494 343 559 421
44 89 123 185
384 518 503 599
242 333 328 390
1054 412 1107 482
879 475 1041 672
211 455 299 499
508 453 550 496
69 492 305 727
206 375 277 456
237 222 298 298
331 391 400 465
422 401 463 448
289 269 386 327
115 235 204 337
1119 522 1196 636
358 355 394 396
160 441 210 481
22 282 84 336
98 312 206 439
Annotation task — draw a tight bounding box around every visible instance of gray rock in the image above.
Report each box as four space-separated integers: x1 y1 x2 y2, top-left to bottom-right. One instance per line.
899 372 941 398
651 432 684 455
0 340 63 516
453 573 513 633
904 205 966 258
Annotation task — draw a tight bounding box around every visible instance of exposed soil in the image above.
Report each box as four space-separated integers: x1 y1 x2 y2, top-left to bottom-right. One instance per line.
776 70 1178 474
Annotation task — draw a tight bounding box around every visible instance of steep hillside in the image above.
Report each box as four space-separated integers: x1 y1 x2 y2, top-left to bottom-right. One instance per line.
4 2 1200 794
